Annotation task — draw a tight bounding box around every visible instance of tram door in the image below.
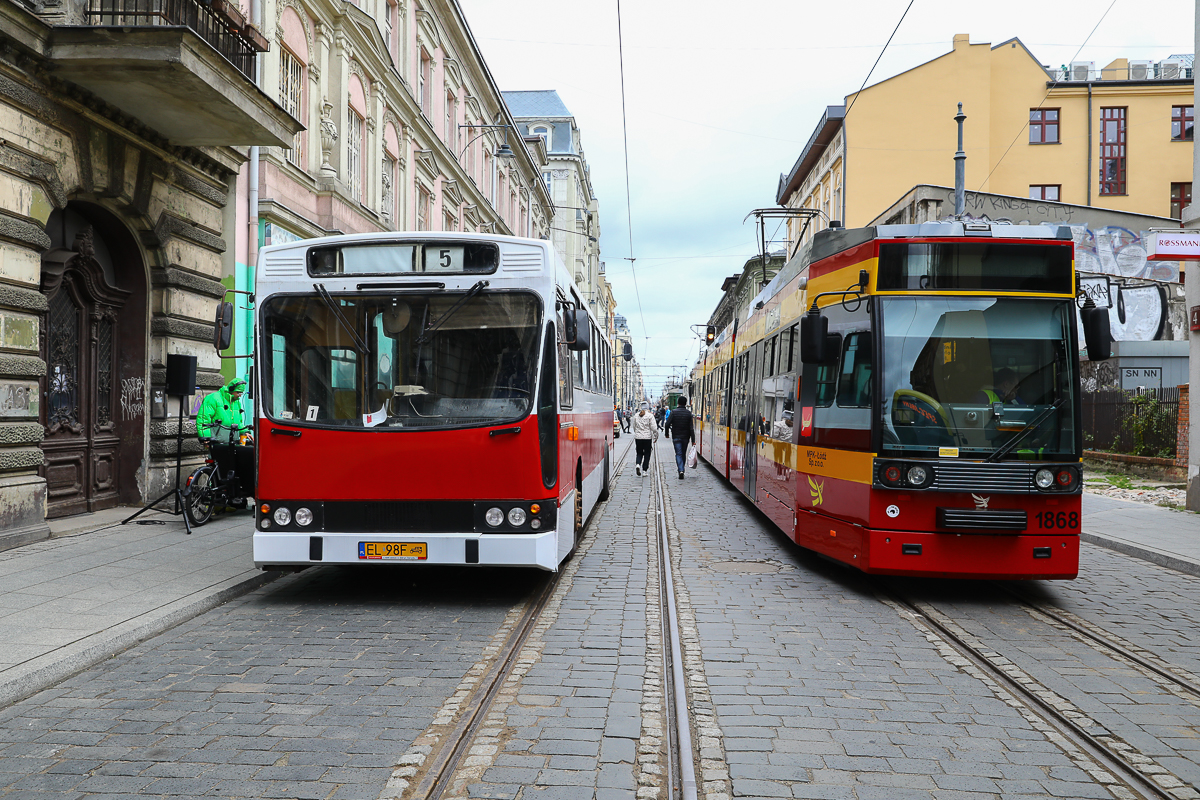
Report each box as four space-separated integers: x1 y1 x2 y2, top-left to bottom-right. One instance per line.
741 340 763 499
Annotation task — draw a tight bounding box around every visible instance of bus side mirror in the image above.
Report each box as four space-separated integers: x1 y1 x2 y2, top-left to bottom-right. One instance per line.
622 341 633 361
214 301 233 352
1081 304 1112 361
564 308 590 351
800 312 828 364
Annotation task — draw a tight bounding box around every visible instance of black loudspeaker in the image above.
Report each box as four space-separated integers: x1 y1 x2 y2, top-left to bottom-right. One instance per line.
165 353 198 397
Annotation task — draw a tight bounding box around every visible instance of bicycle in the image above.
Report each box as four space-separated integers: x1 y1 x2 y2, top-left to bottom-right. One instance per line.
184 437 256 527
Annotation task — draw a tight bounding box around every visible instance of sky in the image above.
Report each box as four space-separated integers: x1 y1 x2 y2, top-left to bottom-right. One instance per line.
458 0 1196 398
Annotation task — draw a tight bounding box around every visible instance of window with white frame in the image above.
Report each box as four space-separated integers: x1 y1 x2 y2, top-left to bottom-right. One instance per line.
279 48 305 167
445 92 456 152
531 125 550 147
382 154 396 224
542 171 552 193
416 186 430 230
347 108 364 201
418 51 431 116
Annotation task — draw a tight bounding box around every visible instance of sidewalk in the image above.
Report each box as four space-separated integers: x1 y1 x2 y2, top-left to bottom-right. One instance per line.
1081 492 1200 577
0 505 276 708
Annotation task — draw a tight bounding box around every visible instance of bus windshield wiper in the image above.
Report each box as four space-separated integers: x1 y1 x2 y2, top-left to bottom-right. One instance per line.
984 398 1064 463
417 280 489 344
314 283 369 354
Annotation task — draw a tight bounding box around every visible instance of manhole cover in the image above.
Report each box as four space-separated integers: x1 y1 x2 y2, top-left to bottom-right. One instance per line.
709 560 781 574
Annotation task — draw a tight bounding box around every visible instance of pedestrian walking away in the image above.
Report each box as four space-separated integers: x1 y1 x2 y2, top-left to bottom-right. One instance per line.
632 402 657 476
664 396 695 479
654 405 665 430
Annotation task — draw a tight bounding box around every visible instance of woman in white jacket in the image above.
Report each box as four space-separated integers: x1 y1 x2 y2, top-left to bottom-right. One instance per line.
632 402 657 476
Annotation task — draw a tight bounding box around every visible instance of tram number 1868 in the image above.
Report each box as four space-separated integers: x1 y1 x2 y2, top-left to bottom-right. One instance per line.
1034 511 1079 530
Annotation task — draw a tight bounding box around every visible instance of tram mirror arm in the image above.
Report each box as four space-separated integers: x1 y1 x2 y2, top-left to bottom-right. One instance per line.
800 285 865 365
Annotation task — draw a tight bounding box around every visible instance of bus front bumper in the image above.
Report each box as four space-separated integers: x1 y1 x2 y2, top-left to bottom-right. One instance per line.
254 529 562 572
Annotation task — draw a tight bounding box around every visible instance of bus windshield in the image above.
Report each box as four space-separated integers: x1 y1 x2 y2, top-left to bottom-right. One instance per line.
262 290 541 430
879 297 1077 460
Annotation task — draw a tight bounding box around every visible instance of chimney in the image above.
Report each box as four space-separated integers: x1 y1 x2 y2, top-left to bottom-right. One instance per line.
953 34 970 51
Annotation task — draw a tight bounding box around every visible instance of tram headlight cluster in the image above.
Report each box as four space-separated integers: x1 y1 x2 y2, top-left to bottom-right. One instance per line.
1035 466 1079 493
879 461 935 489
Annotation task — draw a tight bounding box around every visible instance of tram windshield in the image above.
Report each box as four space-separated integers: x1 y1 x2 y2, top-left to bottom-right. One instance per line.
261 291 541 429
879 297 1077 460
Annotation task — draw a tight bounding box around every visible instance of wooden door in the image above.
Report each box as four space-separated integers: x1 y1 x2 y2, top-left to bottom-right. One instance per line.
41 229 129 518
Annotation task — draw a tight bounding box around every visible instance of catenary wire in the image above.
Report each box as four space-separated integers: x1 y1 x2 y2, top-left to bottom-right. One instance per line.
842 0 916 123
978 0 1120 189
614 0 648 365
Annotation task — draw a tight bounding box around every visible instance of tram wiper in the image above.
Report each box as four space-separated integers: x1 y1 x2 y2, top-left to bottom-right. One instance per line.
314 283 370 355
417 280 489 344
984 398 1064 463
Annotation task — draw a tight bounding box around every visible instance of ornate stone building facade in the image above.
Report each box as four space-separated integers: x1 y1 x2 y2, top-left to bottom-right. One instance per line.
0 0 298 546
227 0 555 370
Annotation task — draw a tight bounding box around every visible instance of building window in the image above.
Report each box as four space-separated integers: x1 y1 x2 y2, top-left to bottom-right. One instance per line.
1172 106 1194 141
416 186 430 231
444 209 456 232
1099 107 1127 196
542 171 552 193
446 92 456 151
279 48 305 167
347 108 364 202
418 52 431 116
1029 108 1059 144
1029 185 1061 201
382 155 395 225
1171 182 1192 219
531 125 550 147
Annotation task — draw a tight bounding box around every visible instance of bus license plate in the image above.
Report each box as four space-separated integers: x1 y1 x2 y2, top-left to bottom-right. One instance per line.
358 542 427 560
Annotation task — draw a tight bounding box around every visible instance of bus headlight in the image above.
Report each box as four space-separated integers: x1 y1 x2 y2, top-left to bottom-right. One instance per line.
485 507 504 527
507 507 527 527
294 507 313 526
906 465 929 487
1035 469 1055 489
273 507 292 526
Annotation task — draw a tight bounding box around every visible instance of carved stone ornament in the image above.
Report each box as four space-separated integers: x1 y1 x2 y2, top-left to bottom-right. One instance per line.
320 99 338 175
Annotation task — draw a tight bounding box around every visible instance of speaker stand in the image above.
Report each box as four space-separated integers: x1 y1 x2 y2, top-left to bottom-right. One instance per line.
124 394 192 535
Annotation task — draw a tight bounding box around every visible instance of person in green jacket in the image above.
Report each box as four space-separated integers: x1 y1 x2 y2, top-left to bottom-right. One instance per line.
197 377 250 444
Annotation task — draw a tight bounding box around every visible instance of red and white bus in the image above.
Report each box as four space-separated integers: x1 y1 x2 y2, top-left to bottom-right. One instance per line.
247 232 614 571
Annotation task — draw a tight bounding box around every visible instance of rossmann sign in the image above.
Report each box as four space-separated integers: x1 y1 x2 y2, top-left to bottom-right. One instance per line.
1148 231 1200 260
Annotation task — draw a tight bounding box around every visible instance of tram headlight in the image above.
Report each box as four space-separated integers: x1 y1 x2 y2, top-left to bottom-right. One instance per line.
1035 468 1055 489
273 507 292 526
485 507 504 527
1056 469 1075 488
294 507 313 527
507 507 527 527
882 464 903 486
906 465 930 487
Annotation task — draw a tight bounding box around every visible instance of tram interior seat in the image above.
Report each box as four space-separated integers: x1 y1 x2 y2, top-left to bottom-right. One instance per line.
930 311 994 404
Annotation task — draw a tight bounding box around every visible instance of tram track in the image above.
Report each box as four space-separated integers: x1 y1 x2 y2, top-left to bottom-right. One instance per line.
651 445 699 800
880 584 1193 800
390 437 639 800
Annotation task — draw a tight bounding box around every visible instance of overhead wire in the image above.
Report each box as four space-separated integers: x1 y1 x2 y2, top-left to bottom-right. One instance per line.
978 0 1120 189
615 0 649 365
842 0 917 123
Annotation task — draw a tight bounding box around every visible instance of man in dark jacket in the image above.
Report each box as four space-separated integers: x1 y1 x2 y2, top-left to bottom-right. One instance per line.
664 396 695 480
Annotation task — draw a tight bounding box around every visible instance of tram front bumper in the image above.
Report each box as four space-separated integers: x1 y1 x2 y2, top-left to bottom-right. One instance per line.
862 528 1080 580
254 529 562 571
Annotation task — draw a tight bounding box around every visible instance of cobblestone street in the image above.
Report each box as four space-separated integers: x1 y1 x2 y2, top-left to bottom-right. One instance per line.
2 439 1200 799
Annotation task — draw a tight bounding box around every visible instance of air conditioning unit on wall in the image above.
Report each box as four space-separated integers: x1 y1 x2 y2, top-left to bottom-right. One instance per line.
1160 59 1185 79
1070 61 1095 81
1128 60 1153 80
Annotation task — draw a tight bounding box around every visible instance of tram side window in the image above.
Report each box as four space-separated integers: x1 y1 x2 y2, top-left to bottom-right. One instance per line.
764 336 777 377
783 325 797 373
814 334 842 408
836 333 872 408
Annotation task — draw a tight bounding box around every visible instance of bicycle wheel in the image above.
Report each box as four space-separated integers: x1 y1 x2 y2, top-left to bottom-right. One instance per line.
184 465 217 527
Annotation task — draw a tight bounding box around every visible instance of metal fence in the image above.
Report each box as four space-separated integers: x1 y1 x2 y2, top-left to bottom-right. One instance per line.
87 0 257 81
1082 387 1180 458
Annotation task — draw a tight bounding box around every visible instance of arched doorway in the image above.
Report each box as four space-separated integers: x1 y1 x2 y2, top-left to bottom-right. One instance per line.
39 205 147 518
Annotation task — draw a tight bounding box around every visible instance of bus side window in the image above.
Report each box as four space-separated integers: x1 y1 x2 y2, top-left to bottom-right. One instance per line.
814 334 842 408
836 333 872 408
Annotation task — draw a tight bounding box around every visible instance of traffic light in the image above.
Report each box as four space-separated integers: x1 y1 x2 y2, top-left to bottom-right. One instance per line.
704 325 716 346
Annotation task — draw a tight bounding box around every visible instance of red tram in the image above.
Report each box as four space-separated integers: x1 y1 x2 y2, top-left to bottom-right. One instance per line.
246 232 613 572
691 221 1112 579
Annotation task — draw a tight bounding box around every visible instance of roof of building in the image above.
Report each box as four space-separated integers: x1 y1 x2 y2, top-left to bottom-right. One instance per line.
503 90 572 119
776 105 844 206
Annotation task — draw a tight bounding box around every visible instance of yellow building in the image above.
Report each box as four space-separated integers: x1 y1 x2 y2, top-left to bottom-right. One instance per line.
778 35 1194 250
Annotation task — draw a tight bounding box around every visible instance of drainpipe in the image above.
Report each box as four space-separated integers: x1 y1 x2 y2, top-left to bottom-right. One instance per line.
1086 83 1093 205
246 0 261 378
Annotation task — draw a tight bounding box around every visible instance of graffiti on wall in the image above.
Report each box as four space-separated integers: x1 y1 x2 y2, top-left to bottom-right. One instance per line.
1071 226 1182 284
120 377 145 420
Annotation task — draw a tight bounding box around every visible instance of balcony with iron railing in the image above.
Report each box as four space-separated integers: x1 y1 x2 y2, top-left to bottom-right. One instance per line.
86 0 267 82
46 0 301 147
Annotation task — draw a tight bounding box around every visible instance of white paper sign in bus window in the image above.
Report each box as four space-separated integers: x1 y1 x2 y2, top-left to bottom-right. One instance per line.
425 246 464 273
